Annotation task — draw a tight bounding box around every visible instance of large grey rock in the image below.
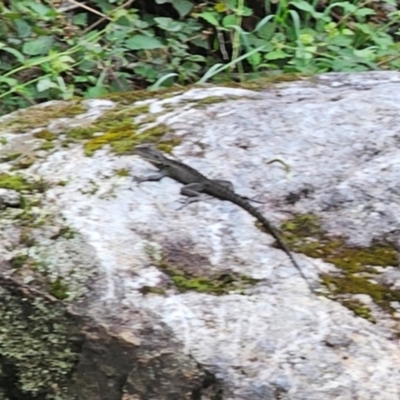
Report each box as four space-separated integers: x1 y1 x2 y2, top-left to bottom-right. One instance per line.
0 71 400 399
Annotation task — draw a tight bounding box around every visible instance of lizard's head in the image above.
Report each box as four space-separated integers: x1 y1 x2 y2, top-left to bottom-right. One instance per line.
133 144 166 166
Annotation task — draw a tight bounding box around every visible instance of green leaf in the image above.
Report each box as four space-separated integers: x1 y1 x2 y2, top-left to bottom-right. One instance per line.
125 35 164 50
255 16 276 40
85 86 108 98
354 8 376 17
327 35 353 47
0 76 19 87
291 0 324 19
199 45 265 83
37 78 58 92
190 37 209 49
149 72 178 90
298 33 315 45
225 0 237 10
222 15 237 28
291 0 316 13
170 0 193 18
198 12 220 26
295 46 316 59
342 28 354 36
0 45 25 63
154 17 183 32
232 5 253 17
353 48 375 60
134 65 158 80
332 2 356 14
27 2 51 16
73 13 88 26
356 23 375 35
51 55 75 73
247 51 261 66
14 19 31 37
265 50 288 60
186 54 206 62
22 36 54 55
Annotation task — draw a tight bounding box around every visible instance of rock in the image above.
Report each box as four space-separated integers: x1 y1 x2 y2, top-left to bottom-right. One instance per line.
0 72 400 399
0 188 20 208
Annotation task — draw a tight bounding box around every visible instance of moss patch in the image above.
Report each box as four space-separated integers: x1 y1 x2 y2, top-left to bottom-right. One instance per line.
114 168 130 177
156 138 182 153
185 95 240 109
0 173 47 192
10 155 37 170
0 281 81 399
1 102 86 134
49 277 69 300
62 103 177 156
214 72 305 90
281 214 400 316
0 152 22 163
101 87 180 104
340 299 376 323
33 129 57 141
157 260 259 295
9 253 29 269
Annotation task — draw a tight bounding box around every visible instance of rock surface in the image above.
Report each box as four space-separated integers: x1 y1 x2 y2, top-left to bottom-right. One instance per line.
0 71 400 399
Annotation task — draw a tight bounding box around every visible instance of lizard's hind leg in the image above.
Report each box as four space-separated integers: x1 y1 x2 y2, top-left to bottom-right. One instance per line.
178 182 208 209
210 179 264 204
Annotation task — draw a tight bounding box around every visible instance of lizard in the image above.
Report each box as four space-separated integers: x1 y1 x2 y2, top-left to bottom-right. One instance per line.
132 144 314 293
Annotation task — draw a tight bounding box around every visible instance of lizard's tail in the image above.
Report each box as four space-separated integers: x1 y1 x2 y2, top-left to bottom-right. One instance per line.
231 196 315 293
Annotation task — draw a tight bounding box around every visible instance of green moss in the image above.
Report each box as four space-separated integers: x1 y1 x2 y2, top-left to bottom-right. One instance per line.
114 168 130 177
33 130 57 141
51 98 179 156
158 261 259 295
39 141 55 151
340 299 376 323
1 102 86 134
0 152 22 163
49 278 69 300
281 214 322 237
9 196 48 228
61 103 167 156
156 138 182 153
186 95 237 109
322 273 400 313
325 244 398 273
173 273 258 294
83 125 135 156
9 254 28 269
213 72 304 90
20 231 35 247
0 291 81 399
281 213 400 316
102 87 180 104
65 126 97 140
139 286 166 295
10 156 36 170
0 173 41 192
54 227 75 239
83 123 170 156
66 104 151 144
102 90 154 104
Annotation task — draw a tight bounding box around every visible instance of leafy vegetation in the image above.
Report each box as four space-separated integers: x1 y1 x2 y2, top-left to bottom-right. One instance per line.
1 0 400 115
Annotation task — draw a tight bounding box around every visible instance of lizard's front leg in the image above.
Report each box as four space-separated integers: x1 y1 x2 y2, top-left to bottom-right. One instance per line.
133 169 168 184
